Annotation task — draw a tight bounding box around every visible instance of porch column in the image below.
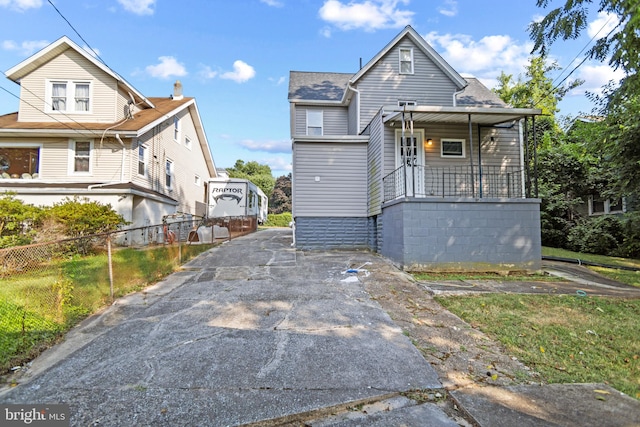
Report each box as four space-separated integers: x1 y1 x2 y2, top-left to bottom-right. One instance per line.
468 114 475 198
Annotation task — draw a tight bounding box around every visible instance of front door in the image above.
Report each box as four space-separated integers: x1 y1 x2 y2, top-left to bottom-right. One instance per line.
395 129 425 196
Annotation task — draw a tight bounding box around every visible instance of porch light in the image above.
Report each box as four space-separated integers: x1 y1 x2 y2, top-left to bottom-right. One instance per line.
425 138 433 146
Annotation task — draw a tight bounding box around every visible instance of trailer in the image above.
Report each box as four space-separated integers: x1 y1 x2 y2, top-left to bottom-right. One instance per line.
208 178 268 223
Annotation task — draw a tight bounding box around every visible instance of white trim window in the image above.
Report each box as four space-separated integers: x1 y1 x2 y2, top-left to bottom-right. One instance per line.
399 48 414 74
441 138 466 158
165 159 174 190
173 116 180 142
398 100 416 107
48 80 91 113
68 139 93 174
589 196 626 215
307 110 323 136
184 135 192 150
194 174 201 186
137 142 148 177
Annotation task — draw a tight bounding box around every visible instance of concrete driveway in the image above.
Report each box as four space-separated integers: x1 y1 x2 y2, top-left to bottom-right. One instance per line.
0 228 455 426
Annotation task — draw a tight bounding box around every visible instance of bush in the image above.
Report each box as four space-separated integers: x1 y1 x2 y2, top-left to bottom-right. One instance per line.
567 215 623 256
45 196 128 237
0 193 42 248
263 212 292 228
617 212 640 258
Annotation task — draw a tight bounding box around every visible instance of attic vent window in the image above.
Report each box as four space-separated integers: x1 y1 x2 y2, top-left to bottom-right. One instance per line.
399 48 414 74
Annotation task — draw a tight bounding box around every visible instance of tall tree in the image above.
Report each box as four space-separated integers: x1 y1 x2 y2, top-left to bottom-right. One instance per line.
269 173 291 214
529 0 640 197
226 160 276 198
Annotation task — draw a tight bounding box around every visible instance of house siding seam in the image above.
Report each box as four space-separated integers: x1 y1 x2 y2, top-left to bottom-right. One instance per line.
295 217 369 250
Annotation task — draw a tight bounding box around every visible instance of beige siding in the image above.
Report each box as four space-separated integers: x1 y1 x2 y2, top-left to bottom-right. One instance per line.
18 49 119 123
293 142 368 217
131 107 211 214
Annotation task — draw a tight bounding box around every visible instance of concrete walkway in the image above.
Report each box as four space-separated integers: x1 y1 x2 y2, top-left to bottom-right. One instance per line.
2 228 639 426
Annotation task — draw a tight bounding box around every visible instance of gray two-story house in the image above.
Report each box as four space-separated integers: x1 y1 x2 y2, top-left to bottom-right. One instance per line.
289 26 542 271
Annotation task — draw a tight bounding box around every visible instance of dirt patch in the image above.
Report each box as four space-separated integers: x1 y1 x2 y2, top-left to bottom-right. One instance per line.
359 261 540 392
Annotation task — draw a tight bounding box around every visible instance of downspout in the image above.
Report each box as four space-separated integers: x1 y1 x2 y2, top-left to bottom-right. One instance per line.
452 87 465 107
477 124 483 198
115 133 126 183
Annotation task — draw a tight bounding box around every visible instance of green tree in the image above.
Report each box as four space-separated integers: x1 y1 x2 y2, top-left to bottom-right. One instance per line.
0 192 42 247
226 160 276 197
530 0 640 197
269 173 291 214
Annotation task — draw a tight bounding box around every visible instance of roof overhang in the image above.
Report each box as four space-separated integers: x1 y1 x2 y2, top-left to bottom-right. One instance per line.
383 105 542 126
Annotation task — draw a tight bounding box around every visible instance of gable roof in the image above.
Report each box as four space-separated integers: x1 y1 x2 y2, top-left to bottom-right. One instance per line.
455 77 507 108
5 35 153 109
288 71 353 103
350 25 467 89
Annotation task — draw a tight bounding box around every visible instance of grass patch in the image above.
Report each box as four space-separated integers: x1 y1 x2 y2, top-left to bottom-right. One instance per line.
413 271 558 282
0 243 215 374
436 293 640 399
543 246 640 288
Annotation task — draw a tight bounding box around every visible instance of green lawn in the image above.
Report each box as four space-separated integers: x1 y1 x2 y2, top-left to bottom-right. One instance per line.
0 243 214 374
543 247 640 288
437 293 640 399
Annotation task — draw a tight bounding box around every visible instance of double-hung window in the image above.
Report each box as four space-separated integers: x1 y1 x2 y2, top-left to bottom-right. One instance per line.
173 116 180 141
49 80 91 113
165 159 174 189
307 110 323 136
399 48 414 74
69 140 92 174
137 142 148 176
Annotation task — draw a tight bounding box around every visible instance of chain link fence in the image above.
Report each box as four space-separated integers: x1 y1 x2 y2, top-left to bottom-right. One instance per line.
0 215 257 374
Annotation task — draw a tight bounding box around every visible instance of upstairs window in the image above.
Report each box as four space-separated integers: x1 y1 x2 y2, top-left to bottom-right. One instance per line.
399 48 414 74
165 159 174 189
185 135 192 150
589 196 626 215
48 80 91 113
307 110 323 136
138 142 148 176
68 140 92 174
173 116 180 141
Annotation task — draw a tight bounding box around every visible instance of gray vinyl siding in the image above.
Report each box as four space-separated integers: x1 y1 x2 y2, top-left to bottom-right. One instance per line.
293 106 348 136
293 141 368 217
18 49 119 123
355 37 459 132
367 110 384 216
382 123 521 172
348 95 358 135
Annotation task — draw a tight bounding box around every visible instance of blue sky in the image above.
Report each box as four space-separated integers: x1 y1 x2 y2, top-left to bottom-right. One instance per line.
0 0 624 177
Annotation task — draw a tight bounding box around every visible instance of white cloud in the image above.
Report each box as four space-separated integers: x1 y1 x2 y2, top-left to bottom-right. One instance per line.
198 65 218 80
319 0 413 31
145 56 187 79
260 0 284 7
238 139 291 153
423 31 532 88
320 26 332 38
117 0 155 15
587 11 620 39
264 156 292 173
2 39 48 56
269 76 286 86
438 0 457 17
0 0 42 11
574 63 625 94
220 60 256 83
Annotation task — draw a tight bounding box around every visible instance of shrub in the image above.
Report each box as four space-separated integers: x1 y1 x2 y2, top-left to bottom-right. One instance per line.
0 193 42 248
567 215 623 256
44 197 128 237
263 212 292 228
617 212 640 258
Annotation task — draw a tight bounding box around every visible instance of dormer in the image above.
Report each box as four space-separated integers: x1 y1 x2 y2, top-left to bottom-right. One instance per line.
4 36 153 124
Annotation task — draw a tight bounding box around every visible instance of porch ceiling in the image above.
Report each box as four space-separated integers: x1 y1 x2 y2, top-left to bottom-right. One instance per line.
383 106 542 126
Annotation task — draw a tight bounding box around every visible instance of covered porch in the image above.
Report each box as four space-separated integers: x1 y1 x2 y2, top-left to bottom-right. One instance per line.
376 105 543 272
